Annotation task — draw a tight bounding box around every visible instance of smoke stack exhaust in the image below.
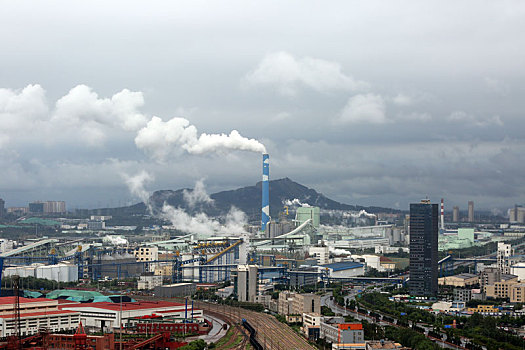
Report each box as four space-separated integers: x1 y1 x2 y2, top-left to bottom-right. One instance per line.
441 198 445 230
261 154 270 231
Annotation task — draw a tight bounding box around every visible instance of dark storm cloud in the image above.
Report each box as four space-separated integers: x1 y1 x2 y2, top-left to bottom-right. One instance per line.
0 1 524 211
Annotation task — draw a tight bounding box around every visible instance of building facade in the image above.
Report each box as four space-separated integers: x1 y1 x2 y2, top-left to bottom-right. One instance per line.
409 200 438 296
235 265 258 302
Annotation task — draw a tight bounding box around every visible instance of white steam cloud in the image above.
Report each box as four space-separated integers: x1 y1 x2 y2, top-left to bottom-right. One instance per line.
284 198 312 208
343 210 377 219
160 205 247 235
183 179 213 208
122 170 154 212
123 173 247 235
135 116 266 161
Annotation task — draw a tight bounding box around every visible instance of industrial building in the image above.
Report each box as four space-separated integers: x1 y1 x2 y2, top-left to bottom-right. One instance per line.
319 261 365 279
0 297 80 337
61 300 203 331
234 265 258 302
154 283 197 298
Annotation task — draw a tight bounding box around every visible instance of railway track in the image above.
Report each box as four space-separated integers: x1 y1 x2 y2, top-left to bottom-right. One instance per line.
194 301 316 350
204 308 248 350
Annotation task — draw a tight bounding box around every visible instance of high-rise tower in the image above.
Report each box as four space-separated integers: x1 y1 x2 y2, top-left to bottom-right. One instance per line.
468 201 474 222
453 206 459 222
409 199 438 296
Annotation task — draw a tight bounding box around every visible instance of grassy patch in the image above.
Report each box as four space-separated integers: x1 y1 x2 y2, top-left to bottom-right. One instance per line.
214 325 235 348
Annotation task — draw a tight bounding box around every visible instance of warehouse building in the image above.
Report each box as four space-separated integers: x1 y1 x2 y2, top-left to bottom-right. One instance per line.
0 297 80 337
61 300 202 331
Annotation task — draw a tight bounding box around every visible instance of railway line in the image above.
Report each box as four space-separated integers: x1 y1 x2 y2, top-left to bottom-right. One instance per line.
193 300 317 350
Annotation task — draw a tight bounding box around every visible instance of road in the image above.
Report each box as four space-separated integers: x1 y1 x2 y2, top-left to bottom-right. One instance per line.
322 291 467 350
197 313 228 343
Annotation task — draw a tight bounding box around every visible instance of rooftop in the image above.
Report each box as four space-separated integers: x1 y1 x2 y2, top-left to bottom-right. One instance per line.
0 310 78 319
338 323 363 330
320 261 364 271
63 300 186 311
453 273 478 280
0 297 55 305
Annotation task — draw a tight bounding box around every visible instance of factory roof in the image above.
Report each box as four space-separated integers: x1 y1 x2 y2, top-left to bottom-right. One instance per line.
46 289 104 302
450 273 478 280
65 300 186 311
0 310 78 319
0 296 55 305
320 261 364 271
338 323 363 330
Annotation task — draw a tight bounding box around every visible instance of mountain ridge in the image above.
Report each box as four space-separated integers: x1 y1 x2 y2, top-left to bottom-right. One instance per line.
87 178 400 220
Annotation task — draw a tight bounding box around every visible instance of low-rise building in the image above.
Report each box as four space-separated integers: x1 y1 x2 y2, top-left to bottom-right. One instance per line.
485 276 519 299
62 300 203 331
467 305 501 314
137 274 163 290
0 297 80 337
277 292 320 317
320 321 364 344
366 340 405 349
438 273 479 287
453 288 472 302
320 261 365 279
154 283 197 298
302 312 321 340
510 283 525 303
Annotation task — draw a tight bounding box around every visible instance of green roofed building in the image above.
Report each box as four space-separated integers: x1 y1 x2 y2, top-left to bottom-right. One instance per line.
20 217 61 227
46 290 104 302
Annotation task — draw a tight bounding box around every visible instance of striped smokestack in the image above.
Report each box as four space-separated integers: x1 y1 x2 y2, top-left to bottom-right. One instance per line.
441 198 445 230
261 154 270 231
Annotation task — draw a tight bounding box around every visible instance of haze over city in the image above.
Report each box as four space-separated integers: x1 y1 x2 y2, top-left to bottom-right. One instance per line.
1 1 524 212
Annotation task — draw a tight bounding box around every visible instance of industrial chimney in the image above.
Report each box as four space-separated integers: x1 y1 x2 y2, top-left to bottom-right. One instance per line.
441 198 445 231
261 154 270 231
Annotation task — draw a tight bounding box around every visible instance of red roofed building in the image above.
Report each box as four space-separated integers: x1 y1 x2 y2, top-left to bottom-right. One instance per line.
320 319 364 344
0 297 80 337
61 300 203 331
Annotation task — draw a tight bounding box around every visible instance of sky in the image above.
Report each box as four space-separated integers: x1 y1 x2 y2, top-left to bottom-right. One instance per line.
0 1 524 212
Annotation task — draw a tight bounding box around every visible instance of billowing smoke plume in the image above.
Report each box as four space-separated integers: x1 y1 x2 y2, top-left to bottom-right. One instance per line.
135 116 266 160
123 172 247 235
329 247 351 256
283 198 312 208
183 179 213 208
344 209 376 219
122 170 154 212
160 205 247 235
102 235 129 246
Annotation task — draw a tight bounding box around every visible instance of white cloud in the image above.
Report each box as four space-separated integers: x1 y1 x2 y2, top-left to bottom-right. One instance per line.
447 110 503 127
397 112 432 122
0 84 147 148
338 93 386 124
483 77 509 96
135 116 266 161
52 85 147 145
245 51 368 96
272 111 291 122
0 84 48 146
391 93 414 106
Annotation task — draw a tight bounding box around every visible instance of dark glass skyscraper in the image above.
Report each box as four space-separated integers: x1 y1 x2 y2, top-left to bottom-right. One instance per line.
409 200 438 296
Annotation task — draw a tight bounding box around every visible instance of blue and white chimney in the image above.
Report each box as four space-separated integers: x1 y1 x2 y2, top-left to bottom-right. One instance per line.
261 153 270 231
